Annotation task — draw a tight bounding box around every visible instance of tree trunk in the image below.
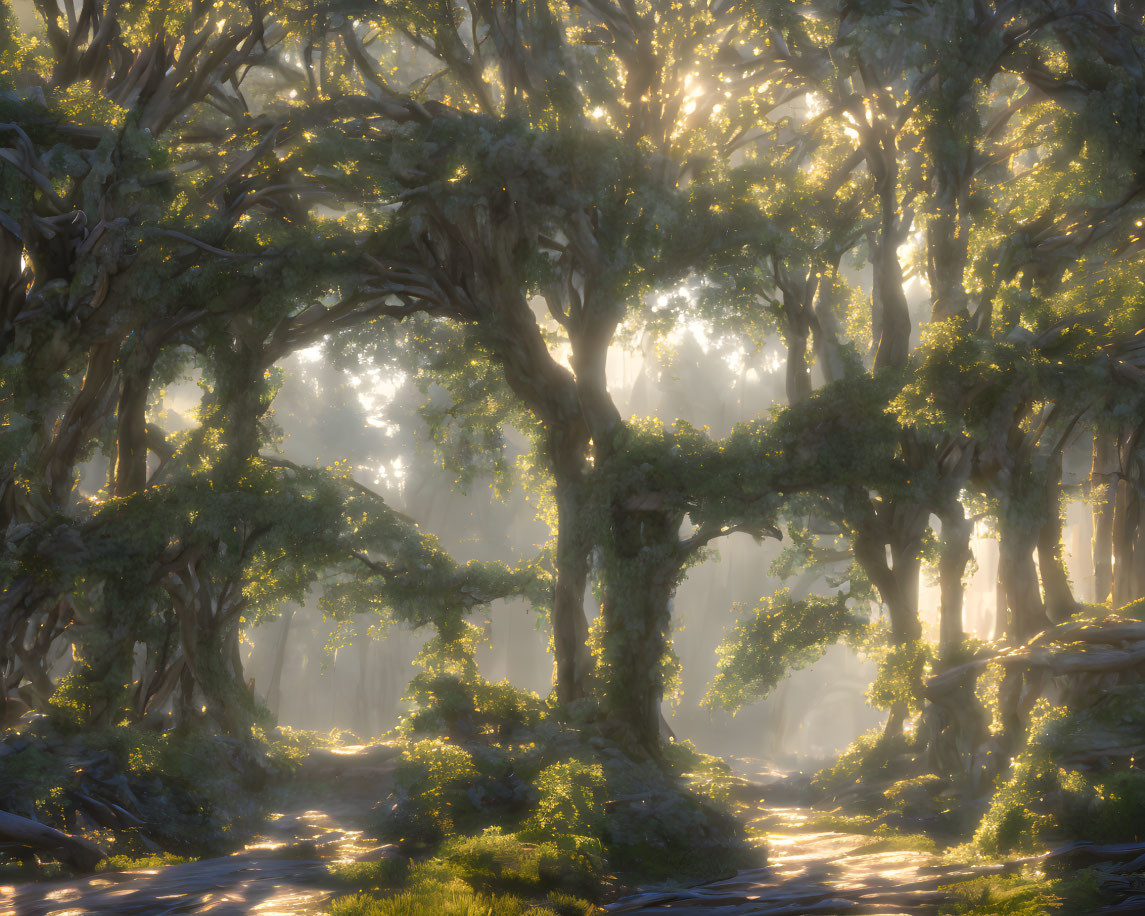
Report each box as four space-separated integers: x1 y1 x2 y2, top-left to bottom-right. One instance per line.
998 521 1049 642
852 507 925 739
1113 477 1135 609
775 263 815 404
551 498 592 705
938 500 973 655
853 513 925 645
0 809 107 872
1113 422 1144 609
869 132 911 371
265 605 295 719
785 329 812 405
1092 430 1117 604
599 566 676 752
810 288 848 385
1037 455 1078 623
113 364 154 497
598 501 682 753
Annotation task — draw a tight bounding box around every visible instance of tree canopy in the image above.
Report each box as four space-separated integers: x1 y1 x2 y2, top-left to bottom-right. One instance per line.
2 0 1145 815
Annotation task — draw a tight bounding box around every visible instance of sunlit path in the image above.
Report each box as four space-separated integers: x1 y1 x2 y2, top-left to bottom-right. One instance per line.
605 801 1018 916
0 745 399 916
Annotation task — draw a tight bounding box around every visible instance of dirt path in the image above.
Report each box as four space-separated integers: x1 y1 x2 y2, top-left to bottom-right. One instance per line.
605 805 1012 915
2 752 1016 916
0 744 400 916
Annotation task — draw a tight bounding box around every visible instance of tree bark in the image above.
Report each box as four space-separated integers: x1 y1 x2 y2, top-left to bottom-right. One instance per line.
113 363 154 497
1037 453 1078 623
552 474 592 704
938 499 973 655
1092 430 1117 604
265 605 295 719
852 505 926 739
1112 422 1144 609
598 503 681 752
785 329 812 405
998 521 1049 642
0 809 107 871
852 508 925 645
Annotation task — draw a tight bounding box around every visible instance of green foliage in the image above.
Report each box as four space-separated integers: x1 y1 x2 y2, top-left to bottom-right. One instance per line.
329 856 411 889
850 824 937 855
0 719 293 861
402 628 547 740
521 761 606 841
659 740 738 808
388 739 482 849
332 825 601 914
938 873 1056 916
272 726 366 764
329 887 595 916
975 690 1145 854
866 640 935 716
439 828 600 899
98 852 193 871
811 727 921 803
801 811 879 834
705 590 869 713
376 714 753 889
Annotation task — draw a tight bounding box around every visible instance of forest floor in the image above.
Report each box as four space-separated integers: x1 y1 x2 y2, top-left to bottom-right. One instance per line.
0 747 1031 916
0 743 402 916
605 803 999 915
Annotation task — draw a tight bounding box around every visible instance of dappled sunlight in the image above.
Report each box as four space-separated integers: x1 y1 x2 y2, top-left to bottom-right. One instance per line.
607 795 996 914
4 0 1145 914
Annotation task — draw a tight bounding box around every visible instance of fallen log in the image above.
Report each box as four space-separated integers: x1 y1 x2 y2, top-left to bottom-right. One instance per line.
1044 840 1145 866
1031 620 1145 647
0 808 107 871
926 639 1145 698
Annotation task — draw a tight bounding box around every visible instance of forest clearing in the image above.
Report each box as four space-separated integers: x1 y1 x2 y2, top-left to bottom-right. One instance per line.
4 0 1145 913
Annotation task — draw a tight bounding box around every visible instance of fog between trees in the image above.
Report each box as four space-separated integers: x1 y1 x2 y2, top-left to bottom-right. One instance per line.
4 0 1145 905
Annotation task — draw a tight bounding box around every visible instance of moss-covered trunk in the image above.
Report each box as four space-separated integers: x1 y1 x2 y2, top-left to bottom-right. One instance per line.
597 499 683 753
552 477 593 705
852 503 926 738
1037 454 1078 623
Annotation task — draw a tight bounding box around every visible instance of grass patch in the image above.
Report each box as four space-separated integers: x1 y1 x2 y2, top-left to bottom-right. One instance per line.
98 852 193 871
326 843 599 916
328 889 596 916
811 727 919 803
328 857 410 889
938 873 1055 916
802 811 879 834
849 826 937 855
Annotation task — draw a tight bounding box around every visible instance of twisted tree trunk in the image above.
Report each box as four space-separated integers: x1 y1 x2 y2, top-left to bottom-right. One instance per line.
1038 453 1078 623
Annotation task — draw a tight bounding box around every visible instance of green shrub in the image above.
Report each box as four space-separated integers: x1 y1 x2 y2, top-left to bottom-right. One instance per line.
329 857 410 888
522 761 606 839
811 726 917 802
438 828 600 898
386 739 481 850
98 853 192 871
328 889 595 916
327 842 599 916
850 824 936 855
975 694 1145 854
660 740 736 806
939 873 1055 916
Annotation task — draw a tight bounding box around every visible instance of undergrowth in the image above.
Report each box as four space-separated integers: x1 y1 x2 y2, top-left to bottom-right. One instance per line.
328 669 756 914
975 690 1145 855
